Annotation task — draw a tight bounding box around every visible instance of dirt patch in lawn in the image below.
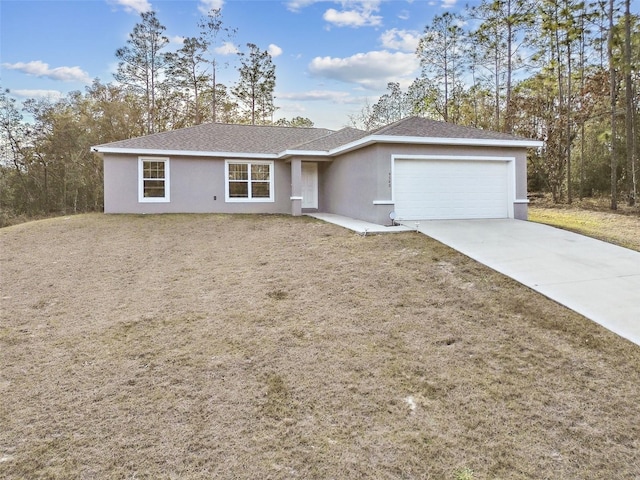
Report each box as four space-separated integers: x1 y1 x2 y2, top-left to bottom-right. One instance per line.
1 214 639 479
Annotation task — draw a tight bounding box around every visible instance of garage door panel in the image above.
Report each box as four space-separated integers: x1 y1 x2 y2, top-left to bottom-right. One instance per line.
395 159 509 220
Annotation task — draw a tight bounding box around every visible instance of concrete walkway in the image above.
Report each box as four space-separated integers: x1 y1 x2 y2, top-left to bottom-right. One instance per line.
306 213 411 234
407 219 640 346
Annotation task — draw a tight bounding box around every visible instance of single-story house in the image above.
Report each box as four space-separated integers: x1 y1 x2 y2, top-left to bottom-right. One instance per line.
92 116 543 225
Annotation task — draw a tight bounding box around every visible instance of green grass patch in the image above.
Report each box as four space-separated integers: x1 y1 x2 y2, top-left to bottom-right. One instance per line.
529 207 640 251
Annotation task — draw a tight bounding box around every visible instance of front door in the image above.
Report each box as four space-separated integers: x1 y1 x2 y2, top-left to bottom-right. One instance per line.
301 163 318 209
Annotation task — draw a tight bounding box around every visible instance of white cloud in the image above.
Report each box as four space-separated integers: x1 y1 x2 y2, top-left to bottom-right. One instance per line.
276 89 366 128
214 41 239 55
198 0 224 14
10 89 65 101
323 1 383 28
268 44 283 58
275 104 308 118
308 50 419 90
441 0 457 8
109 0 152 14
171 36 186 45
380 29 421 52
285 0 320 12
3 61 91 84
287 0 383 27
277 90 355 103
323 8 379 27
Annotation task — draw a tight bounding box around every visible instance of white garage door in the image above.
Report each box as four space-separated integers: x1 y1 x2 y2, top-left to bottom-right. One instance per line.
394 158 510 220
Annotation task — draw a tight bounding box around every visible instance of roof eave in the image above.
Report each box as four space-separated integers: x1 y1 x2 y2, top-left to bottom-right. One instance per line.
91 146 279 159
328 135 544 155
92 136 543 159
278 149 331 159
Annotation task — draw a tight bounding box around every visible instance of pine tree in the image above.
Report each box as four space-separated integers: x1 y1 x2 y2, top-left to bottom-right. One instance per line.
165 37 209 125
416 12 467 123
114 11 168 134
199 8 237 123
233 44 276 125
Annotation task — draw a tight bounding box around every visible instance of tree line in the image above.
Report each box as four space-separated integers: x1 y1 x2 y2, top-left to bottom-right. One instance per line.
1 1 638 225
352 0 638 209
0 8 312 224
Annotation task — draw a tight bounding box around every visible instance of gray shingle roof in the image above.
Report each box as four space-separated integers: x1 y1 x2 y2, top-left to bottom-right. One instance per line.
93 116 540 156
94 123 334 155
371 116 533 142
289 127 368 152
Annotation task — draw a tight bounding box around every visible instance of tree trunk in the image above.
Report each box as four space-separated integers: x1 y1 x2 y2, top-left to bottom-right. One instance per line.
579 7 586 200
553 3 565 202
212 64 217 123
505 0 513 133
443 49 449 123
567 38 572 204
43 162 49 213
623 0 636 205
495 44 500 130
609 0 618 210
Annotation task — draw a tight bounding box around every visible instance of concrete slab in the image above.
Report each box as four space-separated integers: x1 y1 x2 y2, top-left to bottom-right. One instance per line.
407 219 640 346
306 213 412 234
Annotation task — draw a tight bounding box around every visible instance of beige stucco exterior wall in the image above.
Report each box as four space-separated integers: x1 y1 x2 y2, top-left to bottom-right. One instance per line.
318 145 392 225
320 143 530 224
103 154 291 214
102 143 530 222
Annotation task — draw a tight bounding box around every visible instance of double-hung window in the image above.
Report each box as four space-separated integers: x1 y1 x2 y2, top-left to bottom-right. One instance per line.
225 160 274 202
139 157 170 203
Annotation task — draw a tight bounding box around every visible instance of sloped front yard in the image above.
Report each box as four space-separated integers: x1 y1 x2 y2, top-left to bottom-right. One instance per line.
1 214 639 479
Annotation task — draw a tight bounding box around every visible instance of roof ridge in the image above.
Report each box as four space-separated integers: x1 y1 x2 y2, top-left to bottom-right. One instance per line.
369 116 418 134
229 123 332 132
370 116 534 142
287 126 365 151
287 130 335 150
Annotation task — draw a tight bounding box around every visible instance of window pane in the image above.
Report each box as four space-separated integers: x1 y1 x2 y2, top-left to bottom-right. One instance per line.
229 182 248 197
251 181 270 198
144 161 165 179
144 180 165 197
251 164 270 181
228 163 248 181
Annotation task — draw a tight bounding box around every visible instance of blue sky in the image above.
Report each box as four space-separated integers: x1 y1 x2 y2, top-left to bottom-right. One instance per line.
2 0 473 129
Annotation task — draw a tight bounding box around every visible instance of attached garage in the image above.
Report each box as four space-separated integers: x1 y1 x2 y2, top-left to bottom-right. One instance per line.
393 155 514 221
94 116 541 224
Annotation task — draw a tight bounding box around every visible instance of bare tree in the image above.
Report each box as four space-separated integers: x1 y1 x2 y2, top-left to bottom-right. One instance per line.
199 8 237 123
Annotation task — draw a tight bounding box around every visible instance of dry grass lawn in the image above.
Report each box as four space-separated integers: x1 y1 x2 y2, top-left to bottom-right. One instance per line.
1 214 639 479
529 196 640 252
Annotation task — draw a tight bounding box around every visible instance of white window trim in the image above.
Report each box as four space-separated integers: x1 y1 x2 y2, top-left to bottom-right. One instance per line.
138 157 170 203
225 160 275 203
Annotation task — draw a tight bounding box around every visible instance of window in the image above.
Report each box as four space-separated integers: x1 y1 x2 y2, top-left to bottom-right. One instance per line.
139 157 170 203
225 160 274 202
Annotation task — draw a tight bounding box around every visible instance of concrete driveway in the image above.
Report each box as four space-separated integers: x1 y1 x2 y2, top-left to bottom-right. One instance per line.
407 219 640 346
